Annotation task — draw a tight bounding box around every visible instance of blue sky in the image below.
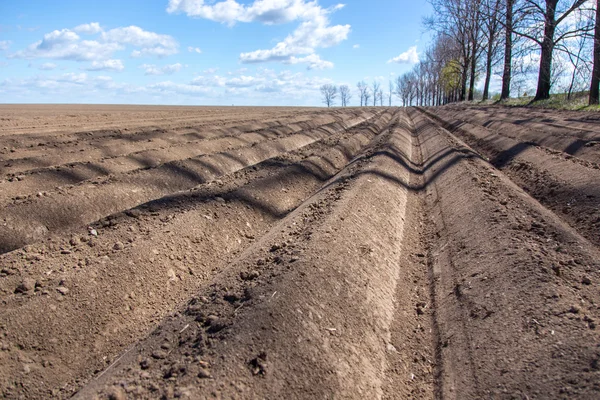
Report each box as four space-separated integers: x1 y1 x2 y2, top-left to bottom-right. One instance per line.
0 0 433 106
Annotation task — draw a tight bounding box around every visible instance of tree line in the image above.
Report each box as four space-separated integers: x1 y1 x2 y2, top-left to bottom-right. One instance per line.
322 1 600 107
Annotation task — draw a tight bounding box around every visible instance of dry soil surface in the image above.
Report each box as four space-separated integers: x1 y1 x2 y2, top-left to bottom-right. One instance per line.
0 105 599 399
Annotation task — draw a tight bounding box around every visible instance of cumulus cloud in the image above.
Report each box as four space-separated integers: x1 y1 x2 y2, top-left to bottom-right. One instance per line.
0 40 11 51
39 62 57 70
188 46 202 53
167 0 343 25
85 59 125 71
102 26 179 57
189 68 333 97
10 24 178 62
147 81 211 95
285 54 333 70
74 22 102 34
140 63 183 75
0 67 338 105
169 1 347 69
388 46 419 64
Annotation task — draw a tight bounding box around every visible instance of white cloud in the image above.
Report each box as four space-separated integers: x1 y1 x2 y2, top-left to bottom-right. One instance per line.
388 46 419 64
102 26 179 57
140 63 183 75
353 44 359 49
147 81 212 96
0 67 341 105
85 59 125 71
10 24 178 62
0 40 11 51
190 68 333 96
188 46 202 53
169 1 348 68
203 67 219 74
167 0 342 25
39 62 57 70
285 54 333 70
74 22 103 34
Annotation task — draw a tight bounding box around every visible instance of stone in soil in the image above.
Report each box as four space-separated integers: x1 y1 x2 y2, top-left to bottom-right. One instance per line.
15 278 36 294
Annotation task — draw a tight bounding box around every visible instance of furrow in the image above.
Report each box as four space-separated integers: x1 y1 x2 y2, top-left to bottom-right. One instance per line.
416 107 600 249
433 105 600 163
70 109 413 400
0 110 371 201
0 110 393 399
0 111 380 254
409 107 600 399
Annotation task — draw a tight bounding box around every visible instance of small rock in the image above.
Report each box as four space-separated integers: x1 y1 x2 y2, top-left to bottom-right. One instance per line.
224 292 240 303
198 368 212 379
582 276 592 285
151 350 168 359
69 237 80 246
270 244 281 252
215 196 225 203
240 270 260 281
248 352 268 376
206 316 227 333
56 286 69 295
140 358 151 370
107 386 127 400
15 278 36 294
89 228 98 237
113 242 124 251
569 305 580 314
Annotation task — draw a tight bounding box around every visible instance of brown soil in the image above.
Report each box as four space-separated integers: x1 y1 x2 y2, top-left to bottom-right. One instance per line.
1 105 599 399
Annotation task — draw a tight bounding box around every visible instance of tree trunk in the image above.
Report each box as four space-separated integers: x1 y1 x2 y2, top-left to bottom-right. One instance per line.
534 0 558 101
468 51 477 101
482 29 495 100
590 0 600 105
500 0 514 100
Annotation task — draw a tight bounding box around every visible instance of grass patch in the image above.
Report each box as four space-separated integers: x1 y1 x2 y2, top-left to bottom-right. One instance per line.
462 91 600 112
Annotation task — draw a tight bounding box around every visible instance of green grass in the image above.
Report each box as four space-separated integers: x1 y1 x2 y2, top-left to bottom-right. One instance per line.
466 91 600 112
498 91 600 111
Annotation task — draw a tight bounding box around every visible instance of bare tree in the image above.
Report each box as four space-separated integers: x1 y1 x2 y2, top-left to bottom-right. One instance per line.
372 81 381 106
320 84 337 107
501 0 515 100
510 0 592 101
364 87 372 106
339 85 352 107
357 81 368 106
591 0 600 104
388 80 394 106
482 0 503 100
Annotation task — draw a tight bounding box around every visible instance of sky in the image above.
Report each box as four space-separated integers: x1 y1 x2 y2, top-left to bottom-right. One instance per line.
0 0 434 106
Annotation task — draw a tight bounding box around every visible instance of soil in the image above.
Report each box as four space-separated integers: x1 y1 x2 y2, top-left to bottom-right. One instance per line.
1 105 599 399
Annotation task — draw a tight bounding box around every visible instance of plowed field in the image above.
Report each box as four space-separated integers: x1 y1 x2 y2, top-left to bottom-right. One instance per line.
1 105 599 399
